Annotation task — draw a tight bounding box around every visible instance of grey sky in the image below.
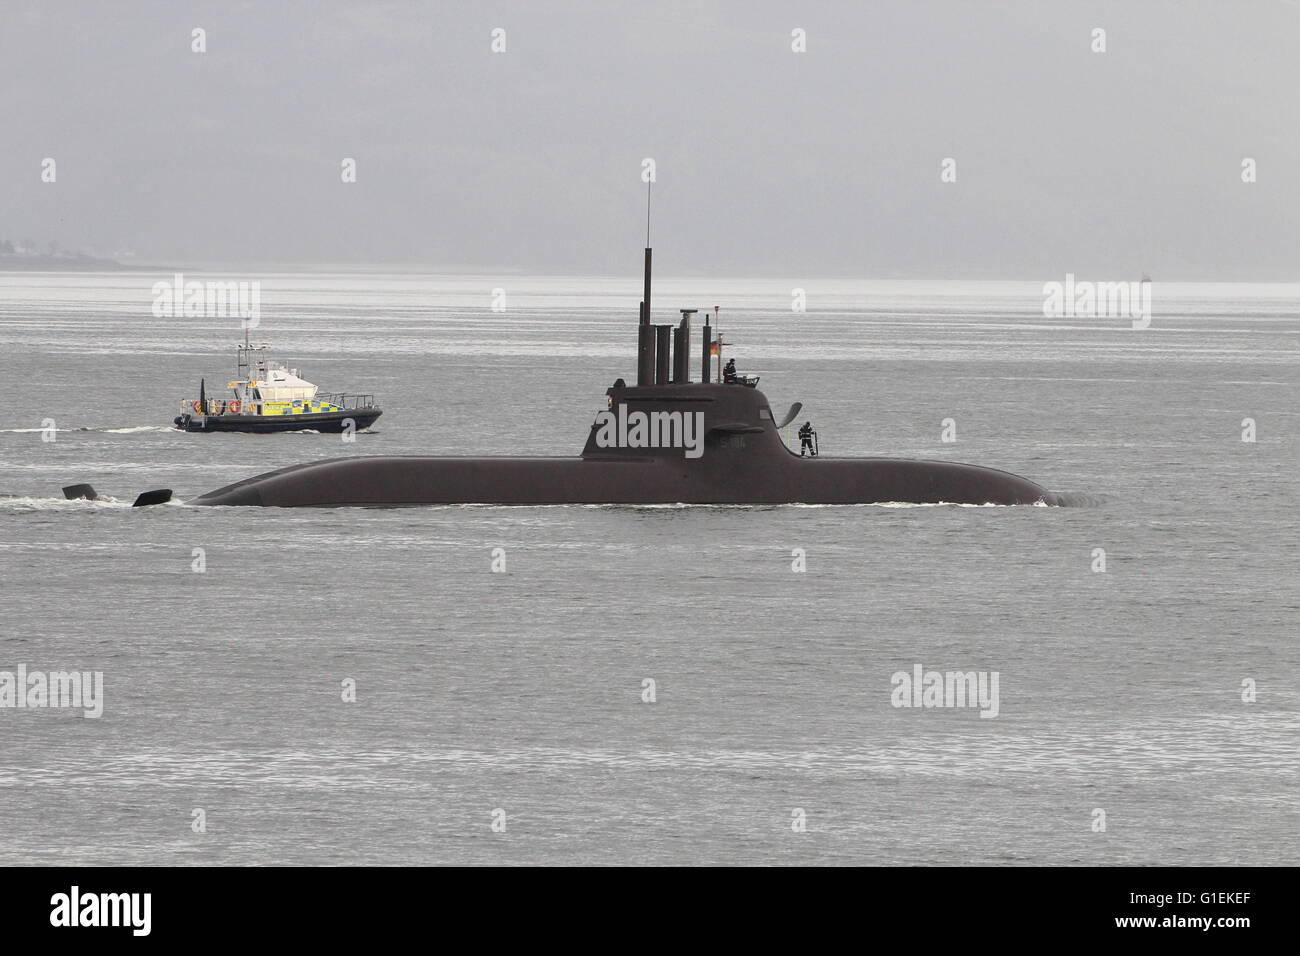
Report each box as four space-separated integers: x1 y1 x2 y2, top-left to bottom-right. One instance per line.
3 0 1298 278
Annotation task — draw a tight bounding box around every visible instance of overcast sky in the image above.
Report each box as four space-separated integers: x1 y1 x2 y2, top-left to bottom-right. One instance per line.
3 0 1298 278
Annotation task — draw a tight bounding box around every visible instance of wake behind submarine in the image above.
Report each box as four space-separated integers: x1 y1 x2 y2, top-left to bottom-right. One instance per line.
189 247 1062 508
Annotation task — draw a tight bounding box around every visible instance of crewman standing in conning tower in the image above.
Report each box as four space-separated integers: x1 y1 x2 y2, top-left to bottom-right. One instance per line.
723 358 738 384
798 421 817 457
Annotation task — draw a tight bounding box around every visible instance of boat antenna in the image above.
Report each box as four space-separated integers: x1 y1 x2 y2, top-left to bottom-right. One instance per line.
645 178 651 247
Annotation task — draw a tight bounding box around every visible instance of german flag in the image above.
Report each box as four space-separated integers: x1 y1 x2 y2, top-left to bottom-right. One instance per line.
708 342 720 356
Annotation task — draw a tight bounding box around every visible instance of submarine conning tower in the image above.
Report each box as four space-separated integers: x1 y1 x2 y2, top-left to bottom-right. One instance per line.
581 245 789 461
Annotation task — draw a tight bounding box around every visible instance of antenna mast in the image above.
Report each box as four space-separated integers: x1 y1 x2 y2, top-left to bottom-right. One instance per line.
636 178 656 384
642 178 652 321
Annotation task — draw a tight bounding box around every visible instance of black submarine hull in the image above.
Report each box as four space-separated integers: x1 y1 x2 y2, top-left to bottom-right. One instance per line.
189 453 1058 507
189 383 1060 507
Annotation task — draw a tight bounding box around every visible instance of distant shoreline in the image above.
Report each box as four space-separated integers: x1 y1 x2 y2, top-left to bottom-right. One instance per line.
0 254 164 272
2 259 1300 284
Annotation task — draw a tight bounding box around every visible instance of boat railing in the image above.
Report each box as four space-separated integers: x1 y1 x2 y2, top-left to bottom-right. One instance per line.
180 399 226 416
181 394 377 416
317 392 376 409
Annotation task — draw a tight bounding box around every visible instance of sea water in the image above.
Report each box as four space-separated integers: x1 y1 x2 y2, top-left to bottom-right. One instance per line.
0 272 1295 865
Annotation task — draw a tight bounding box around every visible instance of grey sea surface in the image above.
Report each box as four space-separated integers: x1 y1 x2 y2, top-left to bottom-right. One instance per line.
0 272 1296 865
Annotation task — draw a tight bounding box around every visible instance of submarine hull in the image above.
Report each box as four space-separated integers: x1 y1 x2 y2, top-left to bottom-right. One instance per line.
188 382 1058 507
188 452 1059 507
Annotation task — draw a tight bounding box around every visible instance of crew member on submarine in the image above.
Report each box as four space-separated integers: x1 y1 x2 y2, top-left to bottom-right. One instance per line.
799 421 817 457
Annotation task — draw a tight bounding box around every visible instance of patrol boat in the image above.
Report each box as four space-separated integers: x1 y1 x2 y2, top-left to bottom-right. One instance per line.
185 243 1062 506
174 334 381 434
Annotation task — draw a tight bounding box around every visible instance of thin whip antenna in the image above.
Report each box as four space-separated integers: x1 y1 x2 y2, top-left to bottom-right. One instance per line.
646 179 651 246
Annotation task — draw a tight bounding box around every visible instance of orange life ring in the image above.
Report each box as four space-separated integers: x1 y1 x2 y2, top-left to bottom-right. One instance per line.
228 400 242 414
191 400 203 414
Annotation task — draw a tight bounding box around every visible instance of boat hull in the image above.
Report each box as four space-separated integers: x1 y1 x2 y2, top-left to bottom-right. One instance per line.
174 408 382 434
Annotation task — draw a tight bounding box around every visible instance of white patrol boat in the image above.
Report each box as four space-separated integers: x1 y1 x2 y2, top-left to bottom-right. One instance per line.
174 333 381 434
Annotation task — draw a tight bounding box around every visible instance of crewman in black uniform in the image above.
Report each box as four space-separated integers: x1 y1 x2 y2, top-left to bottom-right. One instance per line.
798 421 817 457
723 358 738 383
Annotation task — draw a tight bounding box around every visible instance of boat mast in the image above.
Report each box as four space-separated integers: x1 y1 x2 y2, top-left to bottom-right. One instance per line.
237 324 249 384
236 324 259 404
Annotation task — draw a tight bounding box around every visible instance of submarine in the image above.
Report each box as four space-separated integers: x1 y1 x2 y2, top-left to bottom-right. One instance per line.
186 244 1062 508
